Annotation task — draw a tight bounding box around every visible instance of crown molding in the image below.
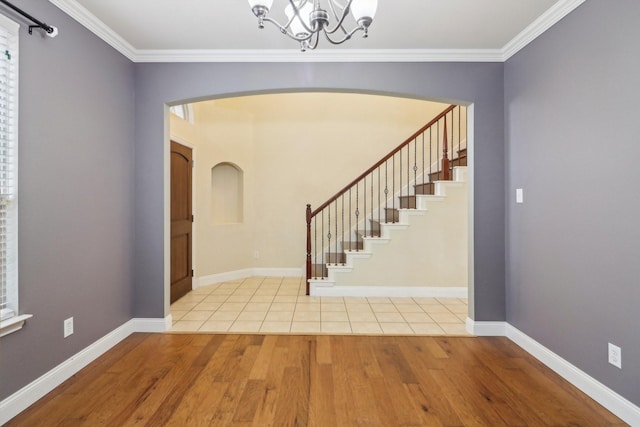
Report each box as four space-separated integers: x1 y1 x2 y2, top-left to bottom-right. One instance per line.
134 48 503 63
49 0 137 61
49 0 585 64
501 0 586 61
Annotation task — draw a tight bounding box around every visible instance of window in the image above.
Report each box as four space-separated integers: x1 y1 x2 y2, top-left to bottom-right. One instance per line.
0 14 18 322
170 104 194 124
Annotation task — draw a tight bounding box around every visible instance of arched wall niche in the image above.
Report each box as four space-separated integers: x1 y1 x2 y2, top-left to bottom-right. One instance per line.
211 161 244 225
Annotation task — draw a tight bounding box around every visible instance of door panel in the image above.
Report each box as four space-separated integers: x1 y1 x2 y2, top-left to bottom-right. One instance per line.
170 141 192 303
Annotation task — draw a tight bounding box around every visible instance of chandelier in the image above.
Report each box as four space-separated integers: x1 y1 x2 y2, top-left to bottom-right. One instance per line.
248 0 378 51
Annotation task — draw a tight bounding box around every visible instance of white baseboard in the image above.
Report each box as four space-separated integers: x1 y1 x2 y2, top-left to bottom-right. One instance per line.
0 316 171 425
311 285 467 298
465 318 507 336
505 325 640 426
194 268 303 288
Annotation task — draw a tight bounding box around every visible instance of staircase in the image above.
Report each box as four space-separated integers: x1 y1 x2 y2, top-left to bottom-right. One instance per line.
305 105 468 296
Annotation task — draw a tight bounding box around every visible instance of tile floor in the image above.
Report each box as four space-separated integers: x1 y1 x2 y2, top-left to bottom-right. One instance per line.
170 276 471 336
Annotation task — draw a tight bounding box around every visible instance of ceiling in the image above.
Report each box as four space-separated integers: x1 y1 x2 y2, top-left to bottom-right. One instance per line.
48 0 585 62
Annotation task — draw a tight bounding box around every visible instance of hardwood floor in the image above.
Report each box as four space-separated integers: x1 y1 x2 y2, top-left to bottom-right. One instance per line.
8 334 625 426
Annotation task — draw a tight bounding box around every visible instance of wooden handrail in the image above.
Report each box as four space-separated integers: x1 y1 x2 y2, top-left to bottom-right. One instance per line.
310 104 456 218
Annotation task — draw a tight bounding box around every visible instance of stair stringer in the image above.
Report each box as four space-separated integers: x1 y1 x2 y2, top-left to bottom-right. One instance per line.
309 167 468 296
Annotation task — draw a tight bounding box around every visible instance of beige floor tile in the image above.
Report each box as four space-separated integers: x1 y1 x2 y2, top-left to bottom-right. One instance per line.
395 304 424 313
254 289 278 296
192 302 222 311
277 289 299 296
219 302 247 311
321 303 346 312
371 303 398 313
301 296 321 303
437 298 462 305
176 294 207 304
367 297 391 303
458 298 468 305
375 312 405 323
181 311 213 321
244 302 272 312
171 320 205 331
420 304 450 313
273 296 298 303
410 323 446 334
236 311 268 321
413 297 440 304
260 321 291 333
321 297 344 303
264 311 294 322
379 323 413 334
322 312 349 322
440 323 471 335
429 312 463 323
170 310 188 321
347 311 377 322
270 302 296 312
456 313 468 322
199 320 233 332
390 297 416 305
446 305 468 314
321 322 352 333
290 322 322 333
229 321 264 332
250 295 274 303
203 295 230 303
344 303 373 313
232 289 256 296
170 301 198 311
211 289 234 296
295 303 320 312
351 322 383 334
344 297 369 303
401 312 435 323
191 285 216 295
293 311 321 322
209 311 240 321
226 295 252 303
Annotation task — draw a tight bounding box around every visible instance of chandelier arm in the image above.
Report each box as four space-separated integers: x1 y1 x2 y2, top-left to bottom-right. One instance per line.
262 17 314 42
323 25 364 45
308 29 321 50
324 0 352 35
287 0 316 35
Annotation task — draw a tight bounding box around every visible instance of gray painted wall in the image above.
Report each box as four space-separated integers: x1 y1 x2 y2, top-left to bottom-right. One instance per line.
0 1 135 400
133 62 506 321
505 1 640 406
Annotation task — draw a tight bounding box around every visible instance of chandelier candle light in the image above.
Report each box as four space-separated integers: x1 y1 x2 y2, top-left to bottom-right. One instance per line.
248 0 378 51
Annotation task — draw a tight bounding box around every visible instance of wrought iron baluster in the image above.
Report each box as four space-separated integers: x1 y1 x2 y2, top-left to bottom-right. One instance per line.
355 183 359 251
341 194 345 264
413 138 417 202
363 175 367 237
334 201 338 264
377 167 381 225
370 171 373 235
384 160 389 223
349 188 352 252
327 206 331 266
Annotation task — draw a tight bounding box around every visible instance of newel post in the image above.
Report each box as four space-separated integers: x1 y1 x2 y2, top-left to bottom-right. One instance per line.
305 204 312 295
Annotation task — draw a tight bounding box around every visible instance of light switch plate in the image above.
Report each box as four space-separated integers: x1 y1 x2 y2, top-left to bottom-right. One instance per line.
516 188 524 204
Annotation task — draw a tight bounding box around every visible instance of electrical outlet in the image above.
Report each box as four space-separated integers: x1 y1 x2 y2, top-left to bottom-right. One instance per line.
64 317 74 338
608 343 621 369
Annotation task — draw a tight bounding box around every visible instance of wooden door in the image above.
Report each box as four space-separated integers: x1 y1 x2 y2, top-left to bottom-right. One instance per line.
170 141 193 303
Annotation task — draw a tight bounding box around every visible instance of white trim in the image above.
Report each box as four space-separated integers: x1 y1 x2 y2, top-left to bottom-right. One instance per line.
48 0 137 61
48 0 584 63
310 285 467 298
0 314 33 338
502 0 587 61
464 318 507 336
132 315 173 333
194 268 304 288
505 325 640 426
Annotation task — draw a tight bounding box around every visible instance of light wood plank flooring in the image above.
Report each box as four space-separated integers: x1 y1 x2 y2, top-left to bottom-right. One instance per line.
8 334 624 426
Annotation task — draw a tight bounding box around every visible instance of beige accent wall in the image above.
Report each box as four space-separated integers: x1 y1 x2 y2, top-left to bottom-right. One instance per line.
171 93 451 279
333 179 468 287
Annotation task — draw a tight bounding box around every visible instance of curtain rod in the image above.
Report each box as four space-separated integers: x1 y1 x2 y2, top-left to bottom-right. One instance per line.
0 0 58 37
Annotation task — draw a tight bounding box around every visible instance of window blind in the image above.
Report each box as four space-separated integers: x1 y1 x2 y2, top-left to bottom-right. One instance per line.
0 15 18 320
